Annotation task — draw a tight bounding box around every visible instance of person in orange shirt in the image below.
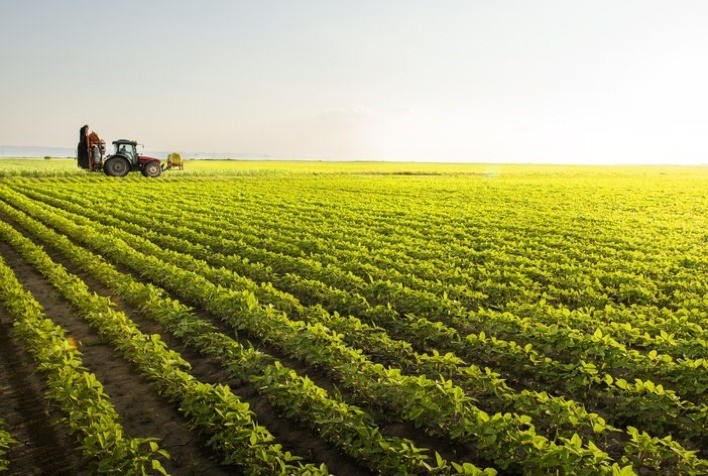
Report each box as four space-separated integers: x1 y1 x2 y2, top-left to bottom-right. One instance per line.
87 129 104 170
88 130 101 145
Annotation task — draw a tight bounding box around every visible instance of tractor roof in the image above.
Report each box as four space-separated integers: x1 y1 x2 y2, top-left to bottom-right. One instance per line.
112 139 138 146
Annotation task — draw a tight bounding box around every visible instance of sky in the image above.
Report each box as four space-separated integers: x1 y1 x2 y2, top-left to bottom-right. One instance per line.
1 1 708 164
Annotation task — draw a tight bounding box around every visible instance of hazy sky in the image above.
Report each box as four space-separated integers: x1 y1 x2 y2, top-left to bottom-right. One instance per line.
2 1 707 163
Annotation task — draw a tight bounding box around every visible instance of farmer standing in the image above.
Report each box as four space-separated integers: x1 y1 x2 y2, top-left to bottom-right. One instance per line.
77 124 89 169
87 129 103 170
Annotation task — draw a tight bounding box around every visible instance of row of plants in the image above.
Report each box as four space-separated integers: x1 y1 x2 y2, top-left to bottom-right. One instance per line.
316 249 705 359
24 177 700 314
0 197 496 475
0 420 14 472
0 190 621 443
113 177 704 315
31 172 705 319
7 185 708 452
48 200 708 471
27 182 706 403
8 165 708 471
0 188 637 474
0 190 659 445
0 214 328 476
138 208 706 404
19 180 706 363
310 246 705 358
22 183 708 446
0 251 169 474
195 223 705 391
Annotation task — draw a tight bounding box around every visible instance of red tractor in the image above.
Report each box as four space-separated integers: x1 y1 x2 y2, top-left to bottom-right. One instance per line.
102 139 163 177
77 127 166 177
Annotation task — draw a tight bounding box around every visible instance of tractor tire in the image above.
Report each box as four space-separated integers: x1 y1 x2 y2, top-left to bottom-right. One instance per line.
142 161 162 177
103 157 130 177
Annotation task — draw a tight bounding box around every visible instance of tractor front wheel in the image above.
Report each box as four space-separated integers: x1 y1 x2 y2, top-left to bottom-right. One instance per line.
103 157 130 177
142 161 162 177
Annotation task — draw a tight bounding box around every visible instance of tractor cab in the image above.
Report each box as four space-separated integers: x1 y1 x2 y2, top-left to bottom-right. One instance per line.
103 139 163 177
114 140 139 165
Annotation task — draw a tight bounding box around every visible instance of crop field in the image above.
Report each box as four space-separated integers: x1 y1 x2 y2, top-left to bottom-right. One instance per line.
0 159 706 475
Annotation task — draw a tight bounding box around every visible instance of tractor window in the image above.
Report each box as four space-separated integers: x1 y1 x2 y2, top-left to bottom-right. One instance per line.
117 144 135 161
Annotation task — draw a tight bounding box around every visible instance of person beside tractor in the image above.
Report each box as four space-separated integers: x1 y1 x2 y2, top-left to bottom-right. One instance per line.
77 124 105 171
87 129 105 171
77 124 89 169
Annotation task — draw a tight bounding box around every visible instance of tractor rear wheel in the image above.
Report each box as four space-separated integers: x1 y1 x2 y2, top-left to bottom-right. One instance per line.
142 161 162 177
103 157 130 177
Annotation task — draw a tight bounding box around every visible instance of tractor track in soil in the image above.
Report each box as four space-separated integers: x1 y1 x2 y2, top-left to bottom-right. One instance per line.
0 212 376 476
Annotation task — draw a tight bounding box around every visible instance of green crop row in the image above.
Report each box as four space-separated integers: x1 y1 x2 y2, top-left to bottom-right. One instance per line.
14 190 639 447
4 171 707 474
0 251 169 474
20 182 707 449
0 186 637 474
5 184 708 472
107 177 704 315
31 181 706 406
0 186 619 443
20 179 707 364
316 249 707 361
0 215 327 476
0 197 496 475
0 420 14 472
9 186 616 439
